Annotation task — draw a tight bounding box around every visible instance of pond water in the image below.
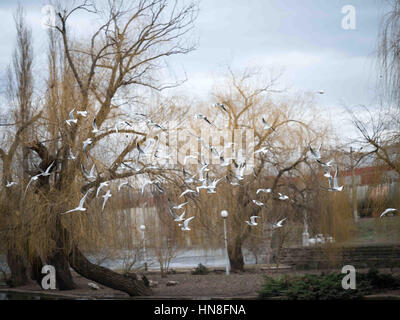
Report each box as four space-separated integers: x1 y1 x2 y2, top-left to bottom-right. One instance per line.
0 292 68 300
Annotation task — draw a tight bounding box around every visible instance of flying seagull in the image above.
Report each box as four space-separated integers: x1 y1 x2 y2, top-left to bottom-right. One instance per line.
169 208 187 222
6 181 17 188
179 216 195 231
256 188 271 195
320 159 334 168
380 208 397 218
215 102 228 112
81 163 96 180
252 200 264 206
83 138 92 158
272 218 287 229
225 175 240 186
137 142 145 155
102 190 112 211
24 173 43 197
180 189 197 198
309 144 322 161
194 114 214 126
68 148 76 160
254 147 269 155
40 161 55 177
77 110 87 117
66 108 77 126
96 182 109 198
183 169 196 184
61 190 91 215
245 216 260 226
92 118 100 133
278 193 289 201
172 202 188 210
118 181 132 192
262 117 275 131
183 154 197 165
327 167 343 192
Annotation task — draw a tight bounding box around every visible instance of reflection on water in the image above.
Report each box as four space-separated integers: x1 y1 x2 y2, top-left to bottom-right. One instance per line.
0 292 66 300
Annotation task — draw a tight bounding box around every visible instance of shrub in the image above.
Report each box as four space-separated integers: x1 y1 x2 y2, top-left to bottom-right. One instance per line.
258 269 400 300
191 263 209 275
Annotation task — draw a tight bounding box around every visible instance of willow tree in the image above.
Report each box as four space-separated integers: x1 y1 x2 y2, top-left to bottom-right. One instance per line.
0 0 197 296
161 67 331 271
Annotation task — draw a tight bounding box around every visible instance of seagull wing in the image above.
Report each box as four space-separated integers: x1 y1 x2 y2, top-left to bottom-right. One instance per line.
69 108 75 120
183 216 195 228
81 163 89 177
169 208 179 219
250 216 259 224
92 118 98 131
333 167 339 189
79 190 90 208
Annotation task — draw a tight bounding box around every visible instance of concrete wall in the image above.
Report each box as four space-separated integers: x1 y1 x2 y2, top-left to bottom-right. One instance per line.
277 244 400 269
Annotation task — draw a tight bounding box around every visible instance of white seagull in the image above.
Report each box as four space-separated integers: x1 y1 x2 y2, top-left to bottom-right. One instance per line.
272 218 287 229
118 181 132 192
194 113 213 126
92 118 100 133
245 216 260 226
183 155 198 165
96 182 109 197
327 167 343 192
256 188 271 195
380 208 397 218
179 216 195 231
262 117 275 131
254 147 269 155
68 148 76 160
180 189 197 198
309 144 322 161
6 181 17 188
66 108 77 126
252 200 264 206
61 190 91 215
102 190 112 211
40 161 55 177
77 110 87 117
83 138 92 158
278 193 289 201
172 202 188 210
24 173 43 197
169 208 187 222
215 102 228 112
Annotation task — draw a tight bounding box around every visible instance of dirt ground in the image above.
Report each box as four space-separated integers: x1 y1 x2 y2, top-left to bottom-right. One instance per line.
1 267 400 299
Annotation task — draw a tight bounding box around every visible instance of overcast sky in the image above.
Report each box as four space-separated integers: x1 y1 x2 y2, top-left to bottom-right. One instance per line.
0 0 392 140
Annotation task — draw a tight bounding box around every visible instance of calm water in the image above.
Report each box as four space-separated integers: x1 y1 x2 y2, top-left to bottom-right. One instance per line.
0 292 66 300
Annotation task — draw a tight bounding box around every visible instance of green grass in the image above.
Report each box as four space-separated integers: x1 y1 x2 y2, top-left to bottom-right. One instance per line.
346 217 400 245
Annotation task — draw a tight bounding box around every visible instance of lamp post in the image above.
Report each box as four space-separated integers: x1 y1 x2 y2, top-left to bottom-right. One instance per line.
221 210 230 275
139 224 148 271
302 210 310 247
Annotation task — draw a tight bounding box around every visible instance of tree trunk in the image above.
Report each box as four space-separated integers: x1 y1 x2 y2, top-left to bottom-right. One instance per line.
47 216 77 290
228 237 244 272
6 238 29 287
48 248 77 290
69 245 152 296
30 254 44 284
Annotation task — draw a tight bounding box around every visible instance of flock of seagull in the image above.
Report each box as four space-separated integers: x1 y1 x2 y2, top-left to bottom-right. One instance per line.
5 103 398 237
